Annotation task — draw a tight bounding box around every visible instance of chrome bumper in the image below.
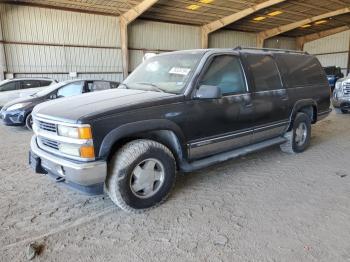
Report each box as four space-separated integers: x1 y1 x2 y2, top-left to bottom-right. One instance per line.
30 136 107 186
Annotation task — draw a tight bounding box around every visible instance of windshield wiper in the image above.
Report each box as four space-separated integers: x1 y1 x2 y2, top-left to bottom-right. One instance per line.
135 82 164 93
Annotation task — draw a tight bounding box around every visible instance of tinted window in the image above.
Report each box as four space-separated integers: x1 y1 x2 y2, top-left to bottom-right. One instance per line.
40 80 52 86
200 55 246 95
57 81 84 97
21 80 41 89
0 82 19 92
90 81 112 91
275 54 325 88
245 54 282 92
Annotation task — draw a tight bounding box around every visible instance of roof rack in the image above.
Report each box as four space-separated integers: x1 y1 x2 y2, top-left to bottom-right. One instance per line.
234 46 309 55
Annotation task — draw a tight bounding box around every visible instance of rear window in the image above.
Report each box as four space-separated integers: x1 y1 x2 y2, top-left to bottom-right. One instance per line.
244 54 282 92
275 54 325 88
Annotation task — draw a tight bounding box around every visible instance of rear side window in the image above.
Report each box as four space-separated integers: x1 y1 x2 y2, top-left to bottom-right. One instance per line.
275 54 325 88
199 55 246 95
244 54 282 92
40 80 52 87
90 81 112 91
20 80 42 89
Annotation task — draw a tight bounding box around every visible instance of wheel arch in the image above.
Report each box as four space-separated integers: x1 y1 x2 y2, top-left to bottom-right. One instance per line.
287 99 318 131
99 119 187 167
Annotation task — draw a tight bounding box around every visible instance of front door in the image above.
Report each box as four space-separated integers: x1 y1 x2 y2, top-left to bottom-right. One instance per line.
185 54 255 160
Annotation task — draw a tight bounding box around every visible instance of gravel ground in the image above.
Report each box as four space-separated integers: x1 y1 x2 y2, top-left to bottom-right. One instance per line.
0 111 350 262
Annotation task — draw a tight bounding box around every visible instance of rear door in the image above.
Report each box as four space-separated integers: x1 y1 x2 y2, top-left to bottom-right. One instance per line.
241 53 289 143
0 81 21 106
19 80 44 97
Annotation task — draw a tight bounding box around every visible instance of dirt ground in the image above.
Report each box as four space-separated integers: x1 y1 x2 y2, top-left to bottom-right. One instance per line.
0 111 350 262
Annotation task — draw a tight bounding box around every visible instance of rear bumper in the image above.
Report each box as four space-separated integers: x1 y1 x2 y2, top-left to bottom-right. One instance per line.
317 109 332 121
30 136 107 194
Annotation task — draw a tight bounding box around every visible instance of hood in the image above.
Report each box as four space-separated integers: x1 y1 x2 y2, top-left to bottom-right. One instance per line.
2 95 42 111
33 89 181 123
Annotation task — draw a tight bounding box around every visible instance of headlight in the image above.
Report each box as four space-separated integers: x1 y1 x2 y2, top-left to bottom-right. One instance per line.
6 102 30 111
57 125 92 139
58 143 95 158
335 81 343 91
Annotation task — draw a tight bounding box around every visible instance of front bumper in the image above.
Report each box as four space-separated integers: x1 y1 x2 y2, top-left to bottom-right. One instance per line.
332 96 350 109
0 108 26 126
30 136 107 195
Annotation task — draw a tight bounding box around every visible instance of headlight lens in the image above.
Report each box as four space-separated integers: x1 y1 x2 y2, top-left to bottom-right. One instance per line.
57 125 92 139
6 102 30 111
335 81 343 91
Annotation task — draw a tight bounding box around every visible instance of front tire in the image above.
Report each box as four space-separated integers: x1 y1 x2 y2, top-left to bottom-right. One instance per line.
280 112 311 154
25 113 33 130
105 139 176 213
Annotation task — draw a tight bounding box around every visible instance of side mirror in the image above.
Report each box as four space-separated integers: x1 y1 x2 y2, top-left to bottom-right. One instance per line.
49 94 57 99
195 85 222 99
340 73 344 78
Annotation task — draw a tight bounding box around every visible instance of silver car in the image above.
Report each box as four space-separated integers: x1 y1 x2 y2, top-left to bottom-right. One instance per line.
332 75 350 113
0 78 57 108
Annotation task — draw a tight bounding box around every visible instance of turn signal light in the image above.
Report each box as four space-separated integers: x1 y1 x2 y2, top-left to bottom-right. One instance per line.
80 145 95 159
78 127 93 139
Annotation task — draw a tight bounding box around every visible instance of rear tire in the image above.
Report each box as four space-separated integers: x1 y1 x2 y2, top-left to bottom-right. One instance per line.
25 113 33 130
280 112 311 154
105 139 176 213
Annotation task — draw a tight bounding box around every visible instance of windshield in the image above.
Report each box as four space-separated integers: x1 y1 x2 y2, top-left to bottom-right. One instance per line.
33 80 74 97
123 52 203 94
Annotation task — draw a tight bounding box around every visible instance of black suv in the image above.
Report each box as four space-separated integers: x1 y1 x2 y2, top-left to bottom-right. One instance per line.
29 48 331 213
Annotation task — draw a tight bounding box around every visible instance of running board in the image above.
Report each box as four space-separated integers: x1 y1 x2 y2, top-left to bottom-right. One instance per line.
180 136 287 172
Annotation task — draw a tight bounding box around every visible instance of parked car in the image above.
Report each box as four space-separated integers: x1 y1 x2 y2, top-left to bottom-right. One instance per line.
0 78 57 108
0 79 119 129
323 66 344 92
332 74 350 113
29 48 331 213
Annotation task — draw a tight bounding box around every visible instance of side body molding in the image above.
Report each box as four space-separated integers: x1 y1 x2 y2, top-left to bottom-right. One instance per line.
98 119 187 160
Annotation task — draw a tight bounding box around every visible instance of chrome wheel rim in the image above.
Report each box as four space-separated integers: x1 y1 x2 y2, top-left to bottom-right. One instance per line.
295 122 307 146
130 158 165 198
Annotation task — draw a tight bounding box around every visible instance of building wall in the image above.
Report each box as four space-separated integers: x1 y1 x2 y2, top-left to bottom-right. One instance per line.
0 3 122 81
265 36 297 50
0 3 301 82
304 30 350 75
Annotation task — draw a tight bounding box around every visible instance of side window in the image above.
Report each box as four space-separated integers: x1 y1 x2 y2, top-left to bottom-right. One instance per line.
40 80 52 87
245 54 282 92
90 81 111 92
200 55 246 95
57 81 84 97
21 80 41 89
0 82 19 92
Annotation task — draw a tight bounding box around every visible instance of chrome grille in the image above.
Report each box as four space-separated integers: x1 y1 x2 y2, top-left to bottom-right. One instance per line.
40 137 60 150
38 120 57 133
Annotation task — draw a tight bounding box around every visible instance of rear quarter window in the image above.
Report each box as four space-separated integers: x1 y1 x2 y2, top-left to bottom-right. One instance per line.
275 54 326 88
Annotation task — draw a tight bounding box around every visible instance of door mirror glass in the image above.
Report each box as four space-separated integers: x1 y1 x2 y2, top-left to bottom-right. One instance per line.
195 85 222 99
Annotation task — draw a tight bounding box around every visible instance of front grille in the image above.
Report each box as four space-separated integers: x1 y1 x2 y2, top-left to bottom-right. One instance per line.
40 137 60 150
343 82 350 96
38 120 57 133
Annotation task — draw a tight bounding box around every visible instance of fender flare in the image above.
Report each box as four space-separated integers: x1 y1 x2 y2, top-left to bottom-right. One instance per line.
98 119 187 160
287 99 318 130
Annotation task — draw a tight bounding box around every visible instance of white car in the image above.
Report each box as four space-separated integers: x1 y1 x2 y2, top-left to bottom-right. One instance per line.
0 78 57 108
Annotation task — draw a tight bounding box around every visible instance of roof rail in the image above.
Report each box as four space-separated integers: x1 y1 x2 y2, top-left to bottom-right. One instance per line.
234 46 309 55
